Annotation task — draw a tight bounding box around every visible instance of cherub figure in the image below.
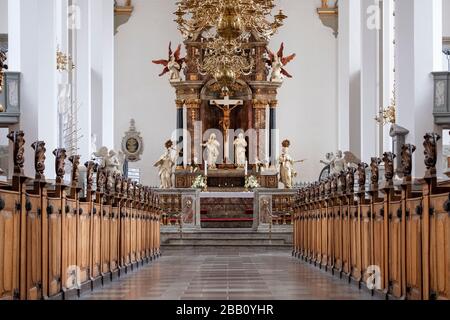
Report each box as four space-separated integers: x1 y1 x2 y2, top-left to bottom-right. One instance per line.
152 42 185 82
265 43 296 83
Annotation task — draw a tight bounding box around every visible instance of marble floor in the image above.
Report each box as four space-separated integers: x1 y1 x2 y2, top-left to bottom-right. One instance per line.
81 248 379 300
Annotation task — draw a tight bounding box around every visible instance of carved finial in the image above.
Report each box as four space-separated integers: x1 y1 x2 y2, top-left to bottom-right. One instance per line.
423 133 441 170
122 178 129 198
96 166 107 193
115 174 123 194
357 162 368 190
346 167 356 193
338 170 346 193
53 148 67 183
31 141 46 180
382 152 397 182
7 131 26 174
69 155 81 187
84 161 97 191
370 157 382 186
401 144 416 177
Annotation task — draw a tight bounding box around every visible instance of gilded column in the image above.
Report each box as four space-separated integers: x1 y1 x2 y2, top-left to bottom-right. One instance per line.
175 99 185 168
185 99 201 166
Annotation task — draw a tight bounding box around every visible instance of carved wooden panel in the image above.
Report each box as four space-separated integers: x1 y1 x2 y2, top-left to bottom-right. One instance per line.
430 194 450 300
373 201 385 291
78 202 91 285
405 197 423 300
26 194 42 300
320 205 328 268
110 207 119 272
101 205 111 275
342 200 351 275
360 203 371 285
91 203 101 279
63 198 77 291
350 204 361 281
130 206 137 264
388 200 403 299
0 191 20 300
47 197 62 298
333 203 342 270
327 202 334 268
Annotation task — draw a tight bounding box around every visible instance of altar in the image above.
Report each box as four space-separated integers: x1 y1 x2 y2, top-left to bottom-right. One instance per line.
156 188 297 231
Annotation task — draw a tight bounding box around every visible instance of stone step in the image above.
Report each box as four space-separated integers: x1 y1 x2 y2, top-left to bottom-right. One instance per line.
162 233 292 240
166 238 289 246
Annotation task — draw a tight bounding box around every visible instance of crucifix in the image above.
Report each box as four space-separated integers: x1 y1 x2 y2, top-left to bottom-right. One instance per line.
210 95 243 164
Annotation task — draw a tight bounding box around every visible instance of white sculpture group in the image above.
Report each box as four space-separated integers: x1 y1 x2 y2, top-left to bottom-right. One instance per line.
92 145 126 175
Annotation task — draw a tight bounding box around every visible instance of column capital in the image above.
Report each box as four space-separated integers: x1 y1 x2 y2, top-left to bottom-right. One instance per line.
185 99 201 109
252 99 269 109
175 99 185 109
269 100 279 108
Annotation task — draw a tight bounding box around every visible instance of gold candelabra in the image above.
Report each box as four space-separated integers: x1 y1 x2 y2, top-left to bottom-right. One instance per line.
174 0 287 41
375 85 397 125
174 0 287 87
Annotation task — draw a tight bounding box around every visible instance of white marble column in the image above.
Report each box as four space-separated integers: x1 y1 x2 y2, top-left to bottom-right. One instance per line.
381 0 395 153
90 0 114 152
338 0 362 156
8 0 58 179
395 0 443 178
73 0 92 160
360 0 380 162
102 0 115 150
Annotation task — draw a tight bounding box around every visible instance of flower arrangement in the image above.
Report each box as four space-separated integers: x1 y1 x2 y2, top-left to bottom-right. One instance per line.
191 175 207 190
245 175 260 190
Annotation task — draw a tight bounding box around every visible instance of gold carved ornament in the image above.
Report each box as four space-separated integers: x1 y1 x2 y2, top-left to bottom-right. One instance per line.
174 0 288 89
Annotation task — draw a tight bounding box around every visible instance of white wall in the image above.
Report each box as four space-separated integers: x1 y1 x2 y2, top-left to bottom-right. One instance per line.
444 0 450 37
0 0 7 34
115 0 338 186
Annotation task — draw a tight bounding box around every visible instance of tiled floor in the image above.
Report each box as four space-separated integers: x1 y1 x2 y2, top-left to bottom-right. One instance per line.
81 248 379 300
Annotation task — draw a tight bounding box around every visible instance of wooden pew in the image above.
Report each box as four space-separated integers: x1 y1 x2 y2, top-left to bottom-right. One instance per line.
292 132 450 301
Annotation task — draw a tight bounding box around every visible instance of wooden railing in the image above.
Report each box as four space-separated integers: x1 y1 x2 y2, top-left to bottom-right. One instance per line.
0 131 163 300
293 133 449 300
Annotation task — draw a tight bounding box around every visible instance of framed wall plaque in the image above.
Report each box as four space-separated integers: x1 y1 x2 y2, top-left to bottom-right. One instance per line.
121 119 144 162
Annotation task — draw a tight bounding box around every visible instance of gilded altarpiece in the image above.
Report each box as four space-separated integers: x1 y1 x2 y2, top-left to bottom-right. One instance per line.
170 35 282 189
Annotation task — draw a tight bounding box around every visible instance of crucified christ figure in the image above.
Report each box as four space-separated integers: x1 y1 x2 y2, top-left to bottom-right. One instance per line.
210 95 243 164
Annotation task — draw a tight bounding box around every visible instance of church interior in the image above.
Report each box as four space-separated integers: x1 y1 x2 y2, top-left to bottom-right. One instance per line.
0 0 449 304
